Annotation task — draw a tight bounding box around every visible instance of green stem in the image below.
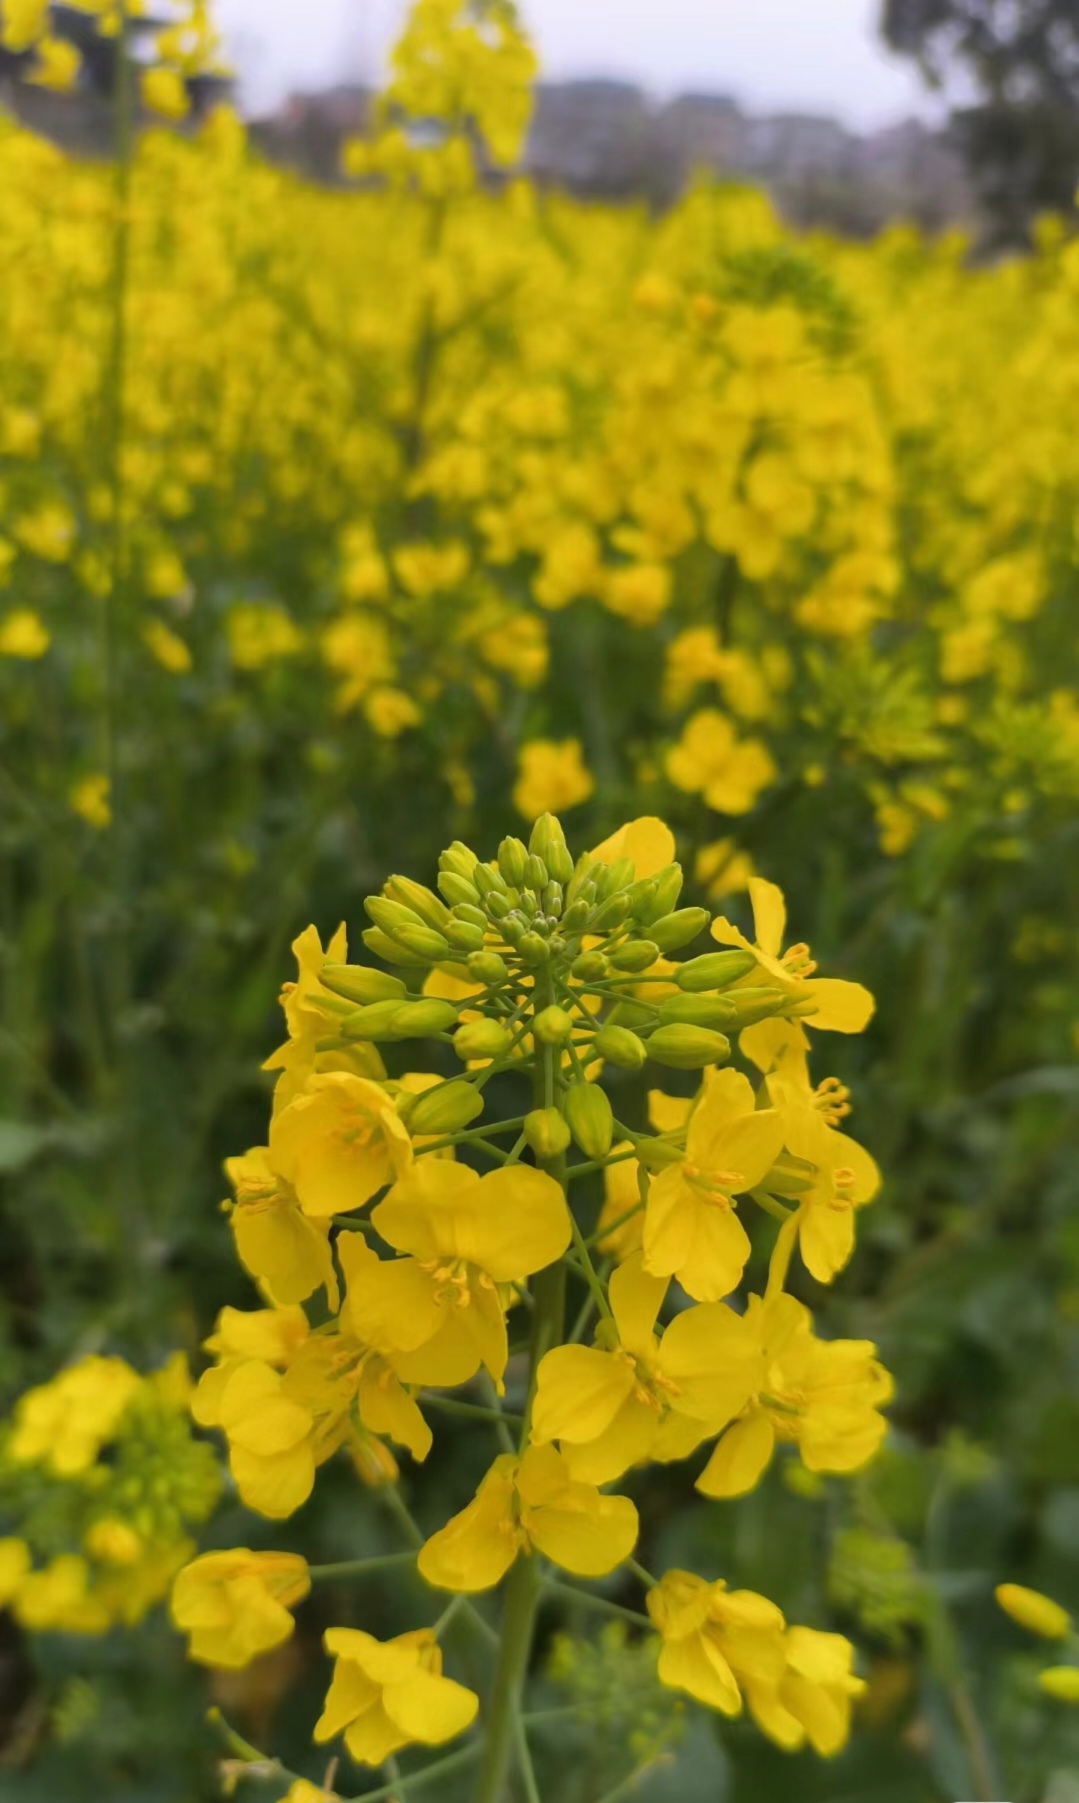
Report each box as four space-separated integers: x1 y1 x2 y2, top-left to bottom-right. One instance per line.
345 1744 481 1803
420 1395 524 1428
308 1552 416 1581
541 1581 652 1630
567 1216 613 1321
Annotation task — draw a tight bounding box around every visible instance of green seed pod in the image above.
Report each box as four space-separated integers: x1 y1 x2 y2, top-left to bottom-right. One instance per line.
517 931 550 965
392 925 452 962
473 863 508 899
361 926 429 968
524 853 549 892
562 898 590 932
658 993 735 1028
497 837 528 887
563 1082 613 1159
595 857 635 902
453 902 489 930
524 1107 571 1159
364 895 424 935
391 999 460 1038
645 1024 731 1069
438 871 482 909
650 908 710 953
606 1000 653 1031
593 1024 647 1070
722 986 789 1027
445 920 486 953
675 949 758 993
542 881 563 917
385 876 451 931
454 1018 514 1061
590 892 630 932
546 840 575 885
571 949 608 981
486 892 512 920
468 950 509 986
320 962 406 1005
439 841 478 879
407 1080 485 1136
608 940 660 973
642 863 684 923
533 1004 573 1045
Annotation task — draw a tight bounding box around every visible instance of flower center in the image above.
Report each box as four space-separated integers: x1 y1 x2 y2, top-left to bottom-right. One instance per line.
682 1162 744 1207
782 941 818 978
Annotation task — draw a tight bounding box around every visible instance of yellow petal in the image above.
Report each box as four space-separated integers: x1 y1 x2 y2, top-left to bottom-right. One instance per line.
559 1395 657 1484
418 1458 519 1593
657 1633 741 1716
798 1204 855 1284
659 1302 762 1425
609 1252 667 1353
748 877 786 959
696 1410 776 1497
528 1489 639 1577
530 1346 635 1446
455 1166 571 1281
229 1441 315 1519
802 977 875 1033
675 1201 752 1303
356 1363 432 1463
590 817 675 878
383 1668 479 1744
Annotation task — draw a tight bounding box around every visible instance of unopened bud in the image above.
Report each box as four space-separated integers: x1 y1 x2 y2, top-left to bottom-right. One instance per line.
675 950 758 992
571 950 607 981
593 1024 647 1070
533 1004 573 1045
524 1107 571 1159
637 1136 685 1171
608 940 660 973
563 1083 613 1158
345 998 457 1041
523 853 549 892
407 1079 484 1136
645 1024 731 1069
454 1019 514 1061
590 892 630 932
438 871 481 909
650 908 710 953
384 877 451 931
722 986 788 1027
542 881 563 917
487 891 512 920
362 926 429 968
643 864 684 922
365 895 424 935
473 863 508 899
502 914 526 947
562 899 590 932
566 856 602 904
497 837 528 887
453 902 488 930
658 993 734 1028
392 924 452 962
468 951 509 986
606 1000 653 1032
320 962 405 1005
595 857 635 902
445 920 485 952
528 811 567 865
624 877 657 920
546 841 574 885
517 931 549 965
439 841 478 879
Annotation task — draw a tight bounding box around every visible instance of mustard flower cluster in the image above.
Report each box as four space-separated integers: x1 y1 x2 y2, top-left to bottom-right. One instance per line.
173 812 891 1796
0 0 223 110
0 1351 220 1633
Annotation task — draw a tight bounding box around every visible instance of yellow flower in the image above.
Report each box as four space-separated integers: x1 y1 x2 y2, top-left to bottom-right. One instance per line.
743 1626 866 1753
513 738 594 820
364 686 420 737
531 1253 760 1484
1 0 49 52
417 1444 638 1592
227 602 304 670
642 1068 784 1301
170 1549 310 1668
142 66 190 120
349 1161 570 1388
192 1355 318 1519
696 1293 892 1497
0 1538 31 1605
602 562 671 626
268 1071 413 1219
225 1145 340 1308
779 1104 881 1283
1039 1668 1079 1702
84 1518 143 1567
142 618 192 673
665 710 775 815
995 1583 1071 1640
647 1569 786 1718
31 34 79 90
0 607 49 658
68 773 112 829
9 1356 139 1475
14 1554 110 1634
314 1626 478 1766
712 878 875 1036
694 838 754 900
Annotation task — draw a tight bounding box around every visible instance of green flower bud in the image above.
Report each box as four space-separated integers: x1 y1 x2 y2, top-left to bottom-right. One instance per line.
595 857 635 902
524 1107 571 1159
519 891 539 918
563 1082 613 1158
571 949 608 980
320 963 406 1005
566 855 602 905
549 934 568 956
407 1080 484 1136
645 1024 731 1069
393 924 452 962
365 895 424 935
385 876 451 931
345 998 458 1041
590 892 630 932
650 908 710 953
453 902 489 930
445 920 485 952
593 1024 647 1070
487 892 512 920
637 1136 685 1171
438 870 482 909
623 877 657 920
658 994 735 1028
454 1019 514 1061
362 926 429 968
642 863 684 923
439 841 478 879
468 950 509 986
473 863 508 899
518 931 550 965
502 914 527 946
497 837 529 887
542 882 564 917
546 841 575 885
722 986 789 1027
606 1000 653 1031
608 940 660 973
562 899 590 932
528 811 567 865
524 853 549 892
533 1004 573 1044
675 949 758 992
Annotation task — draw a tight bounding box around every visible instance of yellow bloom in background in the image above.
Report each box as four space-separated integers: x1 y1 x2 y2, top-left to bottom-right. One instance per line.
170 1549 310 1668
713 877 875 1036
268 1071 413 1219
1039 1668 1079 1702
745 1626 866 1754
31 34 79 90
68 773 112 829
142 66 190 120
225 1144 340 1308
665 710 776 815
227 603 304 671
1 0 49 52
602 562 671 626
0 607 49 658
695 837 754 899
647 1568 786 1718
314 1626 477 1766
417 1444 638 1592
995 1583 1071 1639
13 500 75 562
531 1253 760 1483
513 737 594 820
141 618 192 673
13 1554 110 1635
642 1068 784 1301
9 1356 139 1475
364 686 420 737
0 1538 31 1605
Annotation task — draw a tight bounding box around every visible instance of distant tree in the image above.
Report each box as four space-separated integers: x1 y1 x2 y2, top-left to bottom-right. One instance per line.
881 0 1079 242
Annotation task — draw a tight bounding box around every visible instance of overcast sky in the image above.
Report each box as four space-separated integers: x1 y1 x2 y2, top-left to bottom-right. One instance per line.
215 0 939 131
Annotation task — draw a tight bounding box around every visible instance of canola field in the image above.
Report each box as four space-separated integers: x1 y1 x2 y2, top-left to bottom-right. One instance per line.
1 4 1078 1801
